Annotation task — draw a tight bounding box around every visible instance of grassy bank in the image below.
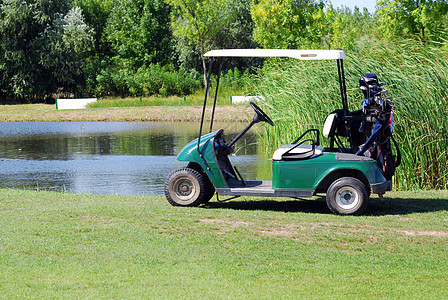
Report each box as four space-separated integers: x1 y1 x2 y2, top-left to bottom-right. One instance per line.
1 189 447 298
0 103 253 122
88 87 241 108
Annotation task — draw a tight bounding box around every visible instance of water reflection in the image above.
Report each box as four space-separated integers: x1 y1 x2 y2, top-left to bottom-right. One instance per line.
0 122 267 196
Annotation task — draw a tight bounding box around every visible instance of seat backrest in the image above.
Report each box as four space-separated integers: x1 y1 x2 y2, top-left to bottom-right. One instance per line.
273 144 324 161
323 113 338 138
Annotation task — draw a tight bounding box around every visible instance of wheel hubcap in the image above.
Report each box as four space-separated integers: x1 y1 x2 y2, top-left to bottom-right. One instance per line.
336 186 359 210
178 181 193 196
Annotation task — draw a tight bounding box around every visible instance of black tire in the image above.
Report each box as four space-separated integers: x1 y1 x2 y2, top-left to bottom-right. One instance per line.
326 177 368 215
186 162 215 203
202 177 215 203
165 167 209 207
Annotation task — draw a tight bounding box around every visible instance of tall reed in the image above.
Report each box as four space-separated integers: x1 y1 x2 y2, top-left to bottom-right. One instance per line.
254 42 448 190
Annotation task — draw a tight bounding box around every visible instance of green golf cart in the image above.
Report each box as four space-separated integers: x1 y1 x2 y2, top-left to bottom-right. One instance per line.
165 49 397 215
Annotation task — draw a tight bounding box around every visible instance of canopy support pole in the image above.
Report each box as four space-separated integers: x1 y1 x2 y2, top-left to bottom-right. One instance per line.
337 59 354 150
337 59 348 114
209 58 223 133
197 58 214 171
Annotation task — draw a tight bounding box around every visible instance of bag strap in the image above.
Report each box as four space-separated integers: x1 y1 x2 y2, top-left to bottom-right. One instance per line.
391 136 401 167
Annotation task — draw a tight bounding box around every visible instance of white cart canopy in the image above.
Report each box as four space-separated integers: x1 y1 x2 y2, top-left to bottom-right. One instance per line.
204 49 346 60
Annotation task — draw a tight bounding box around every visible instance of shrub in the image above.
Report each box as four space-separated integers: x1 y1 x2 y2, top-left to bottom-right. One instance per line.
94 64 201 97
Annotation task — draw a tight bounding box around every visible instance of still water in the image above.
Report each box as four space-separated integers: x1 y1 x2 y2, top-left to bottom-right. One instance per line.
0 122 267 196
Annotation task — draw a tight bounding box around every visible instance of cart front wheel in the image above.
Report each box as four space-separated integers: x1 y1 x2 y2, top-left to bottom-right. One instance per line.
165 167 209 207
326 177 368 215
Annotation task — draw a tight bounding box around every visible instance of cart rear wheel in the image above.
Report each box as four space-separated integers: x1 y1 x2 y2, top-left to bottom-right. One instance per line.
326 177 368 215
165 168 209 206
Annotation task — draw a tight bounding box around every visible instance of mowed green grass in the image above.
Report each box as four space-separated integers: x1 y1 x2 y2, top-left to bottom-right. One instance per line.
1 189 447 298
88 87 242 109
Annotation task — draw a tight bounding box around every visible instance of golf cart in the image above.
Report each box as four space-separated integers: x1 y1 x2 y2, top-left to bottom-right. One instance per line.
165 49 399 215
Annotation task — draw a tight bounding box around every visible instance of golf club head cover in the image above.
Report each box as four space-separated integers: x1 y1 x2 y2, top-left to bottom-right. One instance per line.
359 73 378 99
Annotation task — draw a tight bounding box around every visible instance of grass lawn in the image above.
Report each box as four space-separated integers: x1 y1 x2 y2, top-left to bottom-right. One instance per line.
0 189 447 298
88 88 239 108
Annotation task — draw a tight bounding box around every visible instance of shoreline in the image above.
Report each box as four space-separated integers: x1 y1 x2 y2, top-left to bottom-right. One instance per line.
0 105 254 123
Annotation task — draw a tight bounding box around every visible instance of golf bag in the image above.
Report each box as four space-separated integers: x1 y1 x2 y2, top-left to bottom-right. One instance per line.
356 73 400 180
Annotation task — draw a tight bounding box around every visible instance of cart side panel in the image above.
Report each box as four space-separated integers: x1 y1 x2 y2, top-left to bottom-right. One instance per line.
313 154 387 190
176 131 226 188
273 153 387 191
272 160 317 190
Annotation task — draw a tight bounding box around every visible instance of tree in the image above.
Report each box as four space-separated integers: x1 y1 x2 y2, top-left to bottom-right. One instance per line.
39 7 94 95
165 0 236 86
323 6 373 50
72 0 114 59
377 0 448 45
212 0 261 70
213 0 258 50
0 0 92 101
106 0 172 69
251 0 326 49
174 0 260 73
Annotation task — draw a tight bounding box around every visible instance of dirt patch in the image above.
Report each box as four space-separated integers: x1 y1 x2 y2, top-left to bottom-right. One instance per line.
259 229 296 238
397 230 448 237
200 218 448 245
200 218 251 233
200 219 330 242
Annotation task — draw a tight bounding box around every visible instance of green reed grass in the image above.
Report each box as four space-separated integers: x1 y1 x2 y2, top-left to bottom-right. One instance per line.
254 42 448 190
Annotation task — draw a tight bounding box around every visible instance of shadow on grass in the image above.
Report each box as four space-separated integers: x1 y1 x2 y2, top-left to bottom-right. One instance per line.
205 197 330 214
204 195 448 216
366 196 448 216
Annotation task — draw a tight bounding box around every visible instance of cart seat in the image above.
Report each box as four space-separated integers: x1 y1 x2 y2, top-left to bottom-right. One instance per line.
323 113 338 138
273 144 324 161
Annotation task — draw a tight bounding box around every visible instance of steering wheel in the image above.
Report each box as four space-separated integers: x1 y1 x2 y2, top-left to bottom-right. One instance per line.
250 102 274 126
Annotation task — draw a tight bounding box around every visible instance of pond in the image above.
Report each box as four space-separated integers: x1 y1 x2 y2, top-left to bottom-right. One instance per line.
0 122 270 196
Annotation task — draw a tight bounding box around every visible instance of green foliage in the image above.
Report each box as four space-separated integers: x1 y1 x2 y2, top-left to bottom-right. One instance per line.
0 0 92 101
213 0 263 71
219 67 255 89
253 58 342 146
254 42 448 190
175 0 260 73
39 7 94 95
214 0 258 50
81 0 175 99
87 91 235 108
95 64 201 97
72 0 114 59
59 7 94 54
106 0 172 69
250 1 375 51
2 0 448 106
324 6 373 50
377 0 448 45
166 0 235 53
251 0 326 49
166 0 236 86
92 64 252 98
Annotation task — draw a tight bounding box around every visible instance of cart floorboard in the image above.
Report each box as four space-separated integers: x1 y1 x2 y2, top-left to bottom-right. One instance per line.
217 180 314 198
